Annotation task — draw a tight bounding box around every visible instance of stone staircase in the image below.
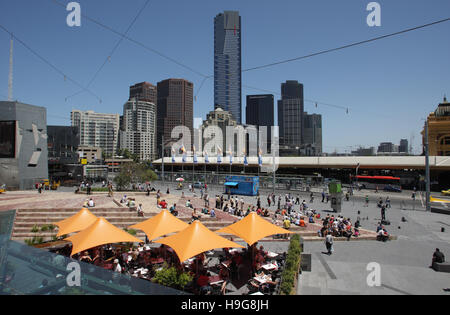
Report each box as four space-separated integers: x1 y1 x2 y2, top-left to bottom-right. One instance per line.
11 208 314 243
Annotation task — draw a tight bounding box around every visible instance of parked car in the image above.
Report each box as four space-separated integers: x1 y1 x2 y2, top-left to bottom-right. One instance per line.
384 185 402 193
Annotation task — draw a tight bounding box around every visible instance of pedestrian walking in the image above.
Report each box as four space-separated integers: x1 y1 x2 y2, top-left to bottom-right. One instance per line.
381 205 386 221
365 195 369 207
325 232 334 255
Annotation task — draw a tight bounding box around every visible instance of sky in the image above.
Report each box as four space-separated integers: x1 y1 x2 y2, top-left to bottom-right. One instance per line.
0 0 449 154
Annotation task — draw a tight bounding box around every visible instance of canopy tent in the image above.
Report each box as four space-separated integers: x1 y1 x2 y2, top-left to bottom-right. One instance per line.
65 217 143 256
216 212 294 246
128 210 189 241
154 221 244 263
54 208 98 237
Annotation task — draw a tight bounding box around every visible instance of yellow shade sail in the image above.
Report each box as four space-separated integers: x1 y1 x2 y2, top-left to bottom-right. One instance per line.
65 217 143 256
54 208 98 237
129 209 189 241
216 212 294 246
155 220 244 263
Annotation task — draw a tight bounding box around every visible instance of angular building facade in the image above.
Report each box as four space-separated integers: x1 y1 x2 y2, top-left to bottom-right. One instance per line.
157 79 194 158
214 11 242 124
0 101 48 189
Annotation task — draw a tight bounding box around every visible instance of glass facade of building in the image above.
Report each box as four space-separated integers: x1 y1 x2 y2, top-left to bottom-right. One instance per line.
214 11 242 124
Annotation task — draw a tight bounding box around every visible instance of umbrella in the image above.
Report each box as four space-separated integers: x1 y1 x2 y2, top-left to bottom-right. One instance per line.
65 217 143 256
54 208 98 237
129 209 189 241
176 178 185 182
216 212 294 246
155 221 244 263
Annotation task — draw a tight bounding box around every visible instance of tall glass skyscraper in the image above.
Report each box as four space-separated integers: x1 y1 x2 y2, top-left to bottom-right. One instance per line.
214 11 242 124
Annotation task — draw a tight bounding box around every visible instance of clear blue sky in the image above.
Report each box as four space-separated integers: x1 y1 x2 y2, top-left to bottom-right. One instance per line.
0 0 449 154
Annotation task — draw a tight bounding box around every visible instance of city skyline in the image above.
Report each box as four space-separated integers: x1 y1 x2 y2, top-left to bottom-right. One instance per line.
1 0 449 154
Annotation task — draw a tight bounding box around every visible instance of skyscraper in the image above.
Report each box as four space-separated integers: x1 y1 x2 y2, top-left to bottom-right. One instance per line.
120 98 157 161
129 82 157 104
214 11 242 124
157 79 194 157
303 113 323 156
246 94 274 151
278 81 304 148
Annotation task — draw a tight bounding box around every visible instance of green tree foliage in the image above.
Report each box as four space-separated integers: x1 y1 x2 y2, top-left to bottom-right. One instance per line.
113 162 158 191
153 266 193 290
280 234 302 295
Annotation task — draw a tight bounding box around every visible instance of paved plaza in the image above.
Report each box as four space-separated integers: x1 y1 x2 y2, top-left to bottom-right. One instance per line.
2 181 449 295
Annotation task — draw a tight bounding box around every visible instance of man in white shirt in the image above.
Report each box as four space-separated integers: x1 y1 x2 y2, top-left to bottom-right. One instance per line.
88 198 95 208
113 259 122 273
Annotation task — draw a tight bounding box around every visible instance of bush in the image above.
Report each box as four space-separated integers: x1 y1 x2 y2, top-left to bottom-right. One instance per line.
153 266 193 291
31 225 39 233
279 234 303 295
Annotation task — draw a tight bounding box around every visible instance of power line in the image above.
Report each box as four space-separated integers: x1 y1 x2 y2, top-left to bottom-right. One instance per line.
50 0 209 79
242 17 450 73
65 0 152 101
242 83 394 119
0 24 103 103
242 84 349 112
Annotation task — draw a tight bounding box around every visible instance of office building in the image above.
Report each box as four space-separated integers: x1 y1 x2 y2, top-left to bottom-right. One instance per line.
377 142 397 154
77 146 102 164
120 98 157 161
129 82 157 104
201 107 238 155
246 94 274 151
157 79 194 157
0 101 48 189
303 113 323 156
278 80 304 149
422 96 450 156
351 147 376 156
71 110 120 157
399 139 409 154
214 11 242 123
47 126 81 180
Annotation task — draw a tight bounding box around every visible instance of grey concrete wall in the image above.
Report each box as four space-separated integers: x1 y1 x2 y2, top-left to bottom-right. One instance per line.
0 102 48 190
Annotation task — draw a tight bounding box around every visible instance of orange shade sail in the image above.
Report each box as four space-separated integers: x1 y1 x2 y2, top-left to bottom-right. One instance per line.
65 217 143 256
128 209 189 241
216 212 294 246
155 221 244 263
54 208 98 237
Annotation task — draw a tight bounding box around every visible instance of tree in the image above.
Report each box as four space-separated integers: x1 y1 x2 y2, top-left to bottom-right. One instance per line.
113 161 158 191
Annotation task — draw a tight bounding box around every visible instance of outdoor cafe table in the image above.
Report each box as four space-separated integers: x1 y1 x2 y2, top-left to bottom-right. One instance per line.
267 251 278 258
261 263 277 272
209 275 224 286
253 275 272 284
